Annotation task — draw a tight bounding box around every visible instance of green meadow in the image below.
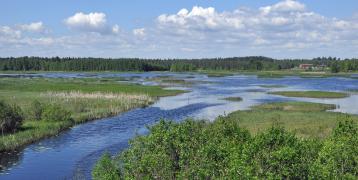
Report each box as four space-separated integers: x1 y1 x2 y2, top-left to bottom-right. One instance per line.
0 77 183 152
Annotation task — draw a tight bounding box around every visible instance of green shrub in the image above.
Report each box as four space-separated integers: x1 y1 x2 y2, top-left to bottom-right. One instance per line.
0 100 23 135
92 153 120 180
310 120 358 179
93 119 358 179
29 100 44 121
233 126 317 179
42 104 72 122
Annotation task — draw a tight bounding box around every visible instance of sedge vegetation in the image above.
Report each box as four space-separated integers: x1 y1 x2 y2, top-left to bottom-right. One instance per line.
0 77 183 152
269 91 349 99
93 102 358 179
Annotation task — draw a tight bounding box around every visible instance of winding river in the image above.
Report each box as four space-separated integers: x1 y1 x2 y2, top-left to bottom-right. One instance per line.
0 72 358 179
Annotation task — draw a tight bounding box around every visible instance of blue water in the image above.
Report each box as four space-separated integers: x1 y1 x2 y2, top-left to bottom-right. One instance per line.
0 72 357 179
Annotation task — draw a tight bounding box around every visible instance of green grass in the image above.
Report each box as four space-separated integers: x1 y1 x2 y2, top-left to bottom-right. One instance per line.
221 97 243 102
196 70 235 77
240 70 357 79
225 101 358 138
269 91 349 98
259 85 286 88
0 77 184 152
0 78 183 97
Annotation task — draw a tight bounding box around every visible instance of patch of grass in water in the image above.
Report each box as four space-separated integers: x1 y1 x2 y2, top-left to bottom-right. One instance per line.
252 101 336 112
259 85 287 88
269 91 349 99
226 101 358 138
221 97 243 102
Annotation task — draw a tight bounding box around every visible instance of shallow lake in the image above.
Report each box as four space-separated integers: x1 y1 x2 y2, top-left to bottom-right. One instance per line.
0 72 357 179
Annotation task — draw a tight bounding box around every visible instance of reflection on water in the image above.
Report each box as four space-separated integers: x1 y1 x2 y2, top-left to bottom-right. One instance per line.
0 72 357 179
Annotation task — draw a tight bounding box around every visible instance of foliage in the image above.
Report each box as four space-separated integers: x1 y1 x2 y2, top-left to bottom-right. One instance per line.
310 119 358 179
29 100 44 120
0 100 23 135
42 103 72 122
93 107 358 179
1 56 357 72
92 153 120 180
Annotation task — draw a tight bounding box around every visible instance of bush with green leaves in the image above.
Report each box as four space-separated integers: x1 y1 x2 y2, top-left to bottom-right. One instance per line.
232 126 320 179
92 153 120 180
93 119 358 179
310 120 358 179
42 104 72 122
0 100 23 135
29 100 44 121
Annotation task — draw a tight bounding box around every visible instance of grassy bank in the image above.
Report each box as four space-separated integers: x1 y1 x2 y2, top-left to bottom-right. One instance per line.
93 101 358 179
0 77 184 152
269 91 349 98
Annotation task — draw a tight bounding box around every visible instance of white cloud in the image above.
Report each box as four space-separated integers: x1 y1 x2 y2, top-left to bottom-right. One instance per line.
1 1 358 58
260 0 305 14
19 22 45 33
64 12 119 35
0 26 21 39
133 28 146 37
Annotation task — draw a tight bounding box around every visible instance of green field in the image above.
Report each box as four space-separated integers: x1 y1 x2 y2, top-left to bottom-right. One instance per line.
269 91 349 98
0 77 184 152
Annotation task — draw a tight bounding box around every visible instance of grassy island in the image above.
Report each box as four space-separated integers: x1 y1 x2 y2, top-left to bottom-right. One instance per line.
269 91 349 98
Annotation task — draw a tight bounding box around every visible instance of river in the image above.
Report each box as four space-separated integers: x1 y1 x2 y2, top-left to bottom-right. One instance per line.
0 72 357 179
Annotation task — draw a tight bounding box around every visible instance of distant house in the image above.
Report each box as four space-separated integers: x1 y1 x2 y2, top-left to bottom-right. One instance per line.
299 64 314 70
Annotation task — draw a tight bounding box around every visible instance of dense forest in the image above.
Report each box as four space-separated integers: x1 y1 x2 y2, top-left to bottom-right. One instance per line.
0 56 357 72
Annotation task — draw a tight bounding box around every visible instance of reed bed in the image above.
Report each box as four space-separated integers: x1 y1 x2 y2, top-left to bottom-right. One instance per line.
40 91 156 123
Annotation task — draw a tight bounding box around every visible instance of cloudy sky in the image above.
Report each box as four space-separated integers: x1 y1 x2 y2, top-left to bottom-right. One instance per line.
1 0 358 59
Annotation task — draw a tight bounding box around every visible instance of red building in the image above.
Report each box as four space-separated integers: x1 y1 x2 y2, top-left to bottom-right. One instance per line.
299 64 313 69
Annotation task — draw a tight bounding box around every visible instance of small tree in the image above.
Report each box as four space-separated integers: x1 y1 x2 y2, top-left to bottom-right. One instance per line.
92 153 120 180
29 100 43 121
0 100 23 135
42 104 72 122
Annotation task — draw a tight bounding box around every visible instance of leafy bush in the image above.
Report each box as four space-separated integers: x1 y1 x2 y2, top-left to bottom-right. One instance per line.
0 100 23 135
29 100 44 121
92 153 120 180
233 126 318 179
310 120 358 179
93 119 358 179
42 104 72 122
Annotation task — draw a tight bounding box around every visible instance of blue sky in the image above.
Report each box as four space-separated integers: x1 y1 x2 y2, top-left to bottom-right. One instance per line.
1 0 358 58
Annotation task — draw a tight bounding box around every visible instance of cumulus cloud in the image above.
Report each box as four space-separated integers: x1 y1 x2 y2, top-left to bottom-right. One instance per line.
19 22 45 33
1 0 358 58
154 0 358 54
133 28 146 37
64 12 119 35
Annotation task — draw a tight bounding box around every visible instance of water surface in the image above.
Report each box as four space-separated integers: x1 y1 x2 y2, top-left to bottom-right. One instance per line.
0 72 357 179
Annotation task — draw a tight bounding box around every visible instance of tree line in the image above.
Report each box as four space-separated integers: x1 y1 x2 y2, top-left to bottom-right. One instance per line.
0 56 357 72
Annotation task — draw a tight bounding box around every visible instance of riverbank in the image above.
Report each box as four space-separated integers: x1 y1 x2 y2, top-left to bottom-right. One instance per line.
95 101 358 179
0 77 184 152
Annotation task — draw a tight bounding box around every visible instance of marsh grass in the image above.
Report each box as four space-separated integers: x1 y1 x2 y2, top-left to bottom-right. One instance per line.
226 102 358 138
221 97 243 102
269 91 349 98
0 77 181 151
259 85 287 88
